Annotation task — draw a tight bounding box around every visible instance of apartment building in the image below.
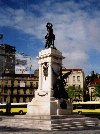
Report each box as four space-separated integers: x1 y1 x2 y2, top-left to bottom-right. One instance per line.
0 44 16 76
0 73 38 103
62 67 84 89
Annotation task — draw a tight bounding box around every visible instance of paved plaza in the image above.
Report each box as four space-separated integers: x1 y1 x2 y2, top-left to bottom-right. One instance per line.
0 115 100 134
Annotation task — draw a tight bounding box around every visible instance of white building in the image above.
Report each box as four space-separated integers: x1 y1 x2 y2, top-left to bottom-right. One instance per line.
62 67 84 89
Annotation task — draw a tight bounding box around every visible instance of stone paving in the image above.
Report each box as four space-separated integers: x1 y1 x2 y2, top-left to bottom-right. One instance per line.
1 128 100 134
0 115 99 130
0 115 100 134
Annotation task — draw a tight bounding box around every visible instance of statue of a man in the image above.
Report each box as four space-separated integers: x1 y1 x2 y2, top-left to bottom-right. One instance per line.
45 22 55 49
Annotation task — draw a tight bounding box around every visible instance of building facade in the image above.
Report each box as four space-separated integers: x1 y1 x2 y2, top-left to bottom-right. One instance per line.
0 74 38 103
0 44 16 76
62 67 85 101
62 67 84 89
0 65 85 103
88 78 100 101
85 71 100 101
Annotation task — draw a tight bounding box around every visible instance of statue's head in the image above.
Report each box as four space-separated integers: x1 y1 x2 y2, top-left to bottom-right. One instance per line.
46 22 53 29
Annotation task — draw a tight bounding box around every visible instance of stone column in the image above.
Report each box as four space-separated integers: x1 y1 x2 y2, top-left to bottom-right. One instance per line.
38 63 42 90
49 62 52 92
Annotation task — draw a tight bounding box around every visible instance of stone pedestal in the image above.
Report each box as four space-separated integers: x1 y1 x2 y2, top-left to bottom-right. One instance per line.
27 48 72 115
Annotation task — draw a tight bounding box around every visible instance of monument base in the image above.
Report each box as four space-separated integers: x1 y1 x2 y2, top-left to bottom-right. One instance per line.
27 90 72 116
27 99 58 115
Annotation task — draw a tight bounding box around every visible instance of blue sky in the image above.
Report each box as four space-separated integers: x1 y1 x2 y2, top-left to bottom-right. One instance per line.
0 0 100 74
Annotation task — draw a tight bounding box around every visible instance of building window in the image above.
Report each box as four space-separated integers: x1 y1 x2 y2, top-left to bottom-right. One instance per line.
30 82 33 87
3 81 7 87
17 81 20 87
4 97 6 102
17 89 20 94
73 76 75 82
4 89 7 94
78 85 81 89
36 82 38 88
77 76 80 81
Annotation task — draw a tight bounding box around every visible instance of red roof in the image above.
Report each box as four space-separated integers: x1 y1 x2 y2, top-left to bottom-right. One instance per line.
62 67 82 71
91 79 100 85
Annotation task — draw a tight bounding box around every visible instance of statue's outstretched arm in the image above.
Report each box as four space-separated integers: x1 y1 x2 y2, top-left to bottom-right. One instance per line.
62 71 72 79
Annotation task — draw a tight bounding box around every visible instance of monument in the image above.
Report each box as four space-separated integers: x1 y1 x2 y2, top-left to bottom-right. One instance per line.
0 23 99 131
27 22 72 116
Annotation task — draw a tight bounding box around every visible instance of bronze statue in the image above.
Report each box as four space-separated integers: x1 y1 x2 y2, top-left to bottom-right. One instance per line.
43 62 48 80
52 67 72 99
45 22 56 49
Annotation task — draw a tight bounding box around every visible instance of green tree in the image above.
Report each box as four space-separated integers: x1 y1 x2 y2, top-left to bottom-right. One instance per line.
66 86 83 102
94 84 100 97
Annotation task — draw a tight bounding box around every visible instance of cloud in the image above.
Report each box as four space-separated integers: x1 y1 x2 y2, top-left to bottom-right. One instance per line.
0 0 100 73
63 50 88 68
